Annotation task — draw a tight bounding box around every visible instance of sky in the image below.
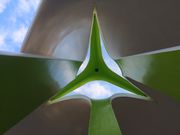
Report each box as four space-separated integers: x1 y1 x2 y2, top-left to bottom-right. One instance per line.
0 0 41 52
0 0 132 100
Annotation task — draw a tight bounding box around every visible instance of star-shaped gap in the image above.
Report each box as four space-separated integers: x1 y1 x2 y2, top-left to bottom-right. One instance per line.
68 33 132 99
50 10 150 103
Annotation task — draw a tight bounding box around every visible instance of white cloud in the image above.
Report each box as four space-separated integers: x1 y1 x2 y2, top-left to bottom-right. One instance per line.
74 81 112 99
10 0 41 23
30 0 42 10
16 0 41 15
12 25 28 44
68 80 133 100
0 0 42 52
17 0 33 13
0 0 10 13
0 35 5 46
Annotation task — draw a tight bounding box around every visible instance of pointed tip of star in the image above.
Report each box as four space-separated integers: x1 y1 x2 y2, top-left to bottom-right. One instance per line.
93 8 97 16
92 8 99 27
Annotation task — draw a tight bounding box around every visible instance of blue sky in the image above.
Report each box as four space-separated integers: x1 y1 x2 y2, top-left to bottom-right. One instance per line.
0 0 132 100
0 0 41 52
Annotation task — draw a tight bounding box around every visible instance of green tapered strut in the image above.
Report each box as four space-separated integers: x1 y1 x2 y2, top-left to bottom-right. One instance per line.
89 99 122 135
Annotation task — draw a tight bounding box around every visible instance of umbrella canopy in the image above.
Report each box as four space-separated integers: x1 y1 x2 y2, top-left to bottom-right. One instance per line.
22 0 180 60
1 0 180 135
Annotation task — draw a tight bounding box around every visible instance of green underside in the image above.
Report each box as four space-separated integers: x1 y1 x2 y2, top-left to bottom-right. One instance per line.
0 55 81 134
116 50 180 101
89 99 122 135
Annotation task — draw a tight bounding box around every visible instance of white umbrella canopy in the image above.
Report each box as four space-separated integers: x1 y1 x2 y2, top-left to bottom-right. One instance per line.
22 0 180 60
96 0 180 58
21 0 93 61
5 80 180 135
6 99 91 135
2 0 180 135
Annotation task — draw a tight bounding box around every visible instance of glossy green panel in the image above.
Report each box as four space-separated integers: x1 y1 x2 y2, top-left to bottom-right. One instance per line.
116 50 180 100
89 99 122 135
0 54 81 134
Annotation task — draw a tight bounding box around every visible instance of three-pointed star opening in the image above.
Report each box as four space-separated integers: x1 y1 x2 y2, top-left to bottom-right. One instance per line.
50 10 149 103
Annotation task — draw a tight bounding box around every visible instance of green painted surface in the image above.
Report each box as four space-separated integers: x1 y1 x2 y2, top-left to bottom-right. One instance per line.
50 11 148 103
89 99 122 135
0 54 81 134
116 50 180 100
